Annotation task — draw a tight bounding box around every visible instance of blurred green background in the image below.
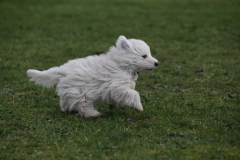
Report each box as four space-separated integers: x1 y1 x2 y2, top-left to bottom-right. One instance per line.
0 0 240 159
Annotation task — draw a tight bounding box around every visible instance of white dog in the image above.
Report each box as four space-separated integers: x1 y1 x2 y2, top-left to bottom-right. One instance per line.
27 36 158 118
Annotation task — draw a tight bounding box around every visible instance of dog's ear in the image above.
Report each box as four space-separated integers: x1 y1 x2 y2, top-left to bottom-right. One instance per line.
116 35 131 51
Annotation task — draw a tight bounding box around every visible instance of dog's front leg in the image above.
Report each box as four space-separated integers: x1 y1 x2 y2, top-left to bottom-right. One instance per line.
126 89 143 111
114 89 143 111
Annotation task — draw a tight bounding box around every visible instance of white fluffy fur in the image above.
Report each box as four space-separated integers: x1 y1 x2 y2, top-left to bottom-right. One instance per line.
27 36 158 118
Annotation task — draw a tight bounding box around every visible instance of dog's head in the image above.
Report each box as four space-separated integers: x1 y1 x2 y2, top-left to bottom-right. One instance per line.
112 35 158 73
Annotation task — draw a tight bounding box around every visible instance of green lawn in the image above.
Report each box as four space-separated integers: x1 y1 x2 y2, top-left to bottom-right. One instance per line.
1 0 240 159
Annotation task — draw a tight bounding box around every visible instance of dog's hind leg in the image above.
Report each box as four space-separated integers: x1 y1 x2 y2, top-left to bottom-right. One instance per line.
57 86 102 118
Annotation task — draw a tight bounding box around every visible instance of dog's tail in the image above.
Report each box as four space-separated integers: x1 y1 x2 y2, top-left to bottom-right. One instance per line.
27 67 64 88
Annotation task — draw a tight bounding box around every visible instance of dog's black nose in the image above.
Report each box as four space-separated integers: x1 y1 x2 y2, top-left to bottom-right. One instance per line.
154 62 158 67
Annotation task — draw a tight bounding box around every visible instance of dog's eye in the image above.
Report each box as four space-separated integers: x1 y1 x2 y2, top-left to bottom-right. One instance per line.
142 55 147 58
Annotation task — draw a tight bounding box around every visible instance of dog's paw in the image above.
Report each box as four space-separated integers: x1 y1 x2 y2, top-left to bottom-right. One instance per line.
84 111 103 118
85 112 103 118
135 105 144 112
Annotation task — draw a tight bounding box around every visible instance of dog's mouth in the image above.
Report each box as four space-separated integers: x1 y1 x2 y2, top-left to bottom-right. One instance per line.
139 68 155 73
141 69 154 73
146 69 154 71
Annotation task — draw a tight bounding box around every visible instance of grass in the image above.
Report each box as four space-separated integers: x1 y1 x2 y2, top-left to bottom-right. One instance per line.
1 0 240 159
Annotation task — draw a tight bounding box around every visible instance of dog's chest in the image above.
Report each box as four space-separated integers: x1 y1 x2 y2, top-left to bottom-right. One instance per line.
132 71 138 81
129 72 138 89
